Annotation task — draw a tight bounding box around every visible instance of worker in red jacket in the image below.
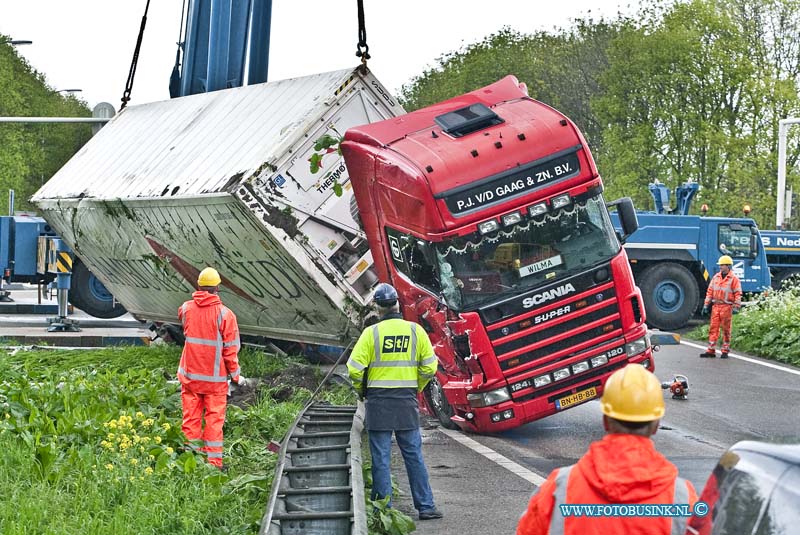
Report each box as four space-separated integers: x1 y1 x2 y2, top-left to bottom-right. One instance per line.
517 364 697 535
177 267 246 469
701 255 742 359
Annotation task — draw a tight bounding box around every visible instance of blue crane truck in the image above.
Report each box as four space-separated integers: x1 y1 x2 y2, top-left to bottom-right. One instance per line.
760 230 800 288
0 211 126 319
610 182 771 330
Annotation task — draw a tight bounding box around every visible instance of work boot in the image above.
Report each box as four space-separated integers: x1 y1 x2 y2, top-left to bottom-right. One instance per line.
700 349 716 358
419 508 444 520
720 351 729 359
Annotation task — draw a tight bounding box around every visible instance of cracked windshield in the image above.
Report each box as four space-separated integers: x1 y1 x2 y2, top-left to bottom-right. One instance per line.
437 195 619 309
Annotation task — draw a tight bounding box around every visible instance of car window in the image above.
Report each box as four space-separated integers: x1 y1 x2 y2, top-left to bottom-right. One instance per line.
754 466 800 535
711 452 787 535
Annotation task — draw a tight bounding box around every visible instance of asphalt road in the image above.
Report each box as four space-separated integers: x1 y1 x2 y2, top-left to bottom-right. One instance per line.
392 340 800 534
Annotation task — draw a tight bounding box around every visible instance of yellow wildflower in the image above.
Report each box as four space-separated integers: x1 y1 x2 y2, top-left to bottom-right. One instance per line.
142 418 154 427
129 476 136 482
107 433 115 440
148 455 155 461
161 423 171 431
136 411 144 419
139 446 145 453
144 467 153 475
165 447 174 455
154 436 162 444
108 421 117 429
105 464 114 471
130 458 138 465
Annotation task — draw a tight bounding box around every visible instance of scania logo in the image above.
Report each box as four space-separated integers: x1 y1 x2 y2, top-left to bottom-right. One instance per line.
522 283 576 309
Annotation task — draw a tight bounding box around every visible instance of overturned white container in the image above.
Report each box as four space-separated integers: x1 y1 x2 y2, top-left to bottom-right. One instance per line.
33 67 404 346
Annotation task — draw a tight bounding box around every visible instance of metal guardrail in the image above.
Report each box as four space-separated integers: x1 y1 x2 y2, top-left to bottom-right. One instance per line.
260 401 366 535
259 340 366 535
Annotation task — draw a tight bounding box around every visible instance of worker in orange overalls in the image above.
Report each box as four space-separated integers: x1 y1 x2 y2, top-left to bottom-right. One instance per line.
177 267 246 469
701 255 742 359
516 364 697 535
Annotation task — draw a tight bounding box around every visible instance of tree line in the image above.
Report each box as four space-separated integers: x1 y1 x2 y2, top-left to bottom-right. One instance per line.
0 36 92 213
399 0 800 228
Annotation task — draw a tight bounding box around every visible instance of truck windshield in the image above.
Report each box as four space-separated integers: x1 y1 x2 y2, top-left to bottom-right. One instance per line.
435 194 620 310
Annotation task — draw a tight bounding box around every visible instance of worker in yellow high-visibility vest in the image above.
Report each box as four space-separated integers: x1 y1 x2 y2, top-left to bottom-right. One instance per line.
347 283 443 521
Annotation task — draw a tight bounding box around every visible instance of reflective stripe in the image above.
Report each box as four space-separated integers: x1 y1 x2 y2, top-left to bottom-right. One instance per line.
347 358 367 371
420 355 437 367
549 465 574 535
419 372 435 379
367 379 418 388
370 359 418 367
178 367 228 383
204 440 224 447
213 308 226 376
671 478 689 535
227 366 240 377
185 336 218 347
180 303 188 326
410 323 418 362
372 325 381 362
223 340 239 348
206 452 223 459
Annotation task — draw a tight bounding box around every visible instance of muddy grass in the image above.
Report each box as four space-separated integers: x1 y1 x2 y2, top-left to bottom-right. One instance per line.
228 362 322 407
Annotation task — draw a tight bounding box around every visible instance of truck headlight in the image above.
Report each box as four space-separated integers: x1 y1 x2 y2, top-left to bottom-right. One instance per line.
533 374 552 388
571 361 590 374
625 336 649 357
590 355 608 367
553 367 571 381
467 386 511 408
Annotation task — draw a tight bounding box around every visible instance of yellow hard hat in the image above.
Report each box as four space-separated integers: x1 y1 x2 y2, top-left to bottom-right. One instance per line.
197 267 221 287
717 255 733 266
601 364 665 422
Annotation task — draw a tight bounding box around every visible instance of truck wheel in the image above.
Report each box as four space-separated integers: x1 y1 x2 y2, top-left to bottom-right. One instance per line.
70 261 127 319
424 377 459 430
638 263 698 330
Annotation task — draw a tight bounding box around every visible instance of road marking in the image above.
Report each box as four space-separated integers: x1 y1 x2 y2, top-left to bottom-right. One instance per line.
439 427 547 486
681 340 800 377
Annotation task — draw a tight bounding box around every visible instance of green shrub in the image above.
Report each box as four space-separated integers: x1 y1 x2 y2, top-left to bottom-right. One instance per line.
689 283 800 366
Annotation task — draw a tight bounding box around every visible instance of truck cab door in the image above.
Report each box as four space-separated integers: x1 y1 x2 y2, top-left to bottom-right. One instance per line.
715 223 768 290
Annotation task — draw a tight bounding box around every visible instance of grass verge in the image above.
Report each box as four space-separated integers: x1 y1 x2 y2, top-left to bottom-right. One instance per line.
0 345 353 534
687 284 800 366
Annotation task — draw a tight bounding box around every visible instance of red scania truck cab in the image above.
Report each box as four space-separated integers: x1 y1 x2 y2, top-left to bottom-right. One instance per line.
341 75 651 433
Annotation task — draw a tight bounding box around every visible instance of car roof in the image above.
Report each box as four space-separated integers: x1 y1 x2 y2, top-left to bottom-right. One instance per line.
731 441 800 466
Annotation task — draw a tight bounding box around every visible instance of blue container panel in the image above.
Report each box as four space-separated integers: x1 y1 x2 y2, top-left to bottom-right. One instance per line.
0 217 10 271
12 217 52 276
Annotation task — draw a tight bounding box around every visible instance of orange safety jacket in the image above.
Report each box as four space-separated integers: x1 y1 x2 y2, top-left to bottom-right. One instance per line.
517 433 698 535
704 271 742 308
177 291 241 395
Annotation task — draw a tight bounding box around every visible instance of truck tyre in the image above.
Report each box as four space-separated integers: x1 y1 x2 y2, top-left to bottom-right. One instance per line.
638 263 699 330
70 261 127 319
424 377 459 430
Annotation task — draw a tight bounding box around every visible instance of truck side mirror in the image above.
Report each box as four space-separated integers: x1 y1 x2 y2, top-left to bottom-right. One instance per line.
608 197 639 243
750 227 759 258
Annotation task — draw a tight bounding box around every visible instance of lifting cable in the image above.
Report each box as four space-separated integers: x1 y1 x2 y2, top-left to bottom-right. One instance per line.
355 0 370 73
120 0 152 110
169 0 188 98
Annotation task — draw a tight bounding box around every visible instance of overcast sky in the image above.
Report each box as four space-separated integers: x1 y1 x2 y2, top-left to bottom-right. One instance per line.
1 1 640 110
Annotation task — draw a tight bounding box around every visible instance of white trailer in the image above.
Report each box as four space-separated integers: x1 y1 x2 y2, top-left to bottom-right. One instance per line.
32 67 404 346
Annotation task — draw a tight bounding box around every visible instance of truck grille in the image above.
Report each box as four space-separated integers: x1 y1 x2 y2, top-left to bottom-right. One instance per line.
479 264 621 375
